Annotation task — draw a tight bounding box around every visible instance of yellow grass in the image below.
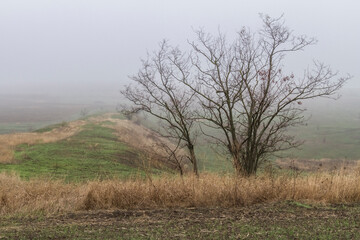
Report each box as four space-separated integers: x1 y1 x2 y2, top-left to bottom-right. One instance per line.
1 170 360 216
106 118 184 158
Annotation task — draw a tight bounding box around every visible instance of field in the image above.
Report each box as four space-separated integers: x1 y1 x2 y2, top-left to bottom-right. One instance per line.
1 202 360 239
0 113 179 181
0 94 115 134
1 171 360 239
1 93 360 239
283 90 360 160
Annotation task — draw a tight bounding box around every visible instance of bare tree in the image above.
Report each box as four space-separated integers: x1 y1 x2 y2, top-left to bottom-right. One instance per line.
121 41 199 176
180 15 350 176
155 139 188 176
80 108 90 118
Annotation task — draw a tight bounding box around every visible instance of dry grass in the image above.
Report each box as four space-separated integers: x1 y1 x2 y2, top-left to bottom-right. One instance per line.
0 173 79 215
0 120 86 163
107 119 182 157
97 115 187 169
2 169 360 216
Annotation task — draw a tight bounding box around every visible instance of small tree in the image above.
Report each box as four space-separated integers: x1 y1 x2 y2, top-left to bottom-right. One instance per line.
180 15 349 176
80 108 90 118
121 41 199 176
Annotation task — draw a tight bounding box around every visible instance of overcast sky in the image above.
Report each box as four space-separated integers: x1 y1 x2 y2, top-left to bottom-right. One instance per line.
0 0 359 100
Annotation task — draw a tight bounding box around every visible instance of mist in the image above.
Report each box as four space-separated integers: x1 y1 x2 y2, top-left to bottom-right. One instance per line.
0 0 359 120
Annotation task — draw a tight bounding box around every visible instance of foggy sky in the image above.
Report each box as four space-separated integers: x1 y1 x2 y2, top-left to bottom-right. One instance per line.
0 0 359 101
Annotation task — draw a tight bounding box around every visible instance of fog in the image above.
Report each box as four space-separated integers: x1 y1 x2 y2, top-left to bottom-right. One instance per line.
0 0 359 103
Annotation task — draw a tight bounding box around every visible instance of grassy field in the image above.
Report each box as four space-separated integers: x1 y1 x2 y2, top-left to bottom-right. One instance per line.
282 93 360 160
1 109 359 178
284 116 360 160
0 123 142 181
134 92 360 173
1 107 360 239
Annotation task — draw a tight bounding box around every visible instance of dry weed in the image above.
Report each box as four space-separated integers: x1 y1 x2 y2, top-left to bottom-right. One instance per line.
0 173 78 215
2 170 360 216
108 119 181 157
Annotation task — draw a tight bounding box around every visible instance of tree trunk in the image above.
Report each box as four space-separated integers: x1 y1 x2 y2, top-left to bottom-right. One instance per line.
188 145 199 177
232 153 243 176
233 153 257 177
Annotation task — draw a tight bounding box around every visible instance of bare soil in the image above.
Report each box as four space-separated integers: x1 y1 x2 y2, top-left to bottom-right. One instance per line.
1 202 360 239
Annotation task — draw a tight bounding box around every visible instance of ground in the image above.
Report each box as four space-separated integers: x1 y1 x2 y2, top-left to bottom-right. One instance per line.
1 110 360 239
1 202 360 240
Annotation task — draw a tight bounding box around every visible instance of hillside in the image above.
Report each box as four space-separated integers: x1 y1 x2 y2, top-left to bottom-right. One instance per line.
2 113 360 239
0 113 179 181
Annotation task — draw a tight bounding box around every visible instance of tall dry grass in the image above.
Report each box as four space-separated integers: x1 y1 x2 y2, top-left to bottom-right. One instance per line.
1 170 360 216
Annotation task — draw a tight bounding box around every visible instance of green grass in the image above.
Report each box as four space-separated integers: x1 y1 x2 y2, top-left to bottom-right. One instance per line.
101 120 116 126
284 121 360 160
1 104 360 180
0 124 142 182
192 106 360 171
196 145 232 172
111 113 126 120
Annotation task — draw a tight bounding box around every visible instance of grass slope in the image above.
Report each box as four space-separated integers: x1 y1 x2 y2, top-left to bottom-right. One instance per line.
0 123 141 181
285 124 360 160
